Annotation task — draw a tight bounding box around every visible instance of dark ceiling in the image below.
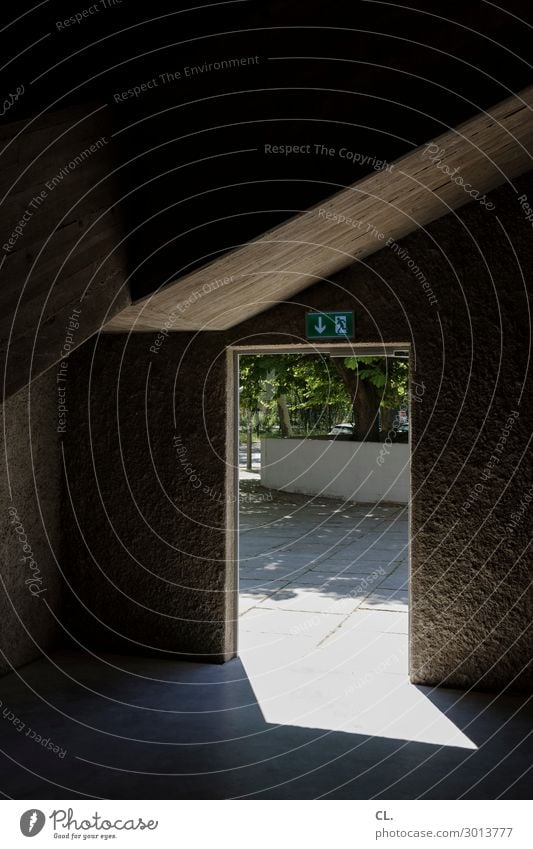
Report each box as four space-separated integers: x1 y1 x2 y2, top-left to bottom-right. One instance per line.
2 0 533 299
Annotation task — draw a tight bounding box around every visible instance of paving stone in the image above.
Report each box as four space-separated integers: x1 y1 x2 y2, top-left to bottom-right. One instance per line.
310 559 401 574
360 589 409 611
378 569 409 590
329 609 409 635
239 578 291 594
259 586 364 616
239 607 345 641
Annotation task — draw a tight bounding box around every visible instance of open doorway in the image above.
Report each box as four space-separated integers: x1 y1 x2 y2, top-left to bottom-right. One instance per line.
231 345 471 747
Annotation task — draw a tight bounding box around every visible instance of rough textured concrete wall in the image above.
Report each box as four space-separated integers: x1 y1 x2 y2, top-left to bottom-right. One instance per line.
65 171 533 691
230 175 533 692
232 175 533 693
62 331 229 661
0 105 130 400
0 369 63 675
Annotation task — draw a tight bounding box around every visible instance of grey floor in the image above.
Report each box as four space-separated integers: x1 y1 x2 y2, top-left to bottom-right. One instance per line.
0 484 531 799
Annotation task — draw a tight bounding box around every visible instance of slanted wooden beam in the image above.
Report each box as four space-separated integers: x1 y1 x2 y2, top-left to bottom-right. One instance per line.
105 86 533 333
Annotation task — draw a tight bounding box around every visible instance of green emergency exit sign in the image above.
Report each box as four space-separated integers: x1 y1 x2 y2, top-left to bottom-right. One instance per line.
306 311 355 340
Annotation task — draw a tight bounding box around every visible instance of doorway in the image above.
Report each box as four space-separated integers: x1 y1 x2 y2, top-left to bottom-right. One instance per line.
228 345 447 743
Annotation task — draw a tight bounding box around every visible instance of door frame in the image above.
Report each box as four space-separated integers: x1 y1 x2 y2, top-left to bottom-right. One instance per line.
225 342 412 663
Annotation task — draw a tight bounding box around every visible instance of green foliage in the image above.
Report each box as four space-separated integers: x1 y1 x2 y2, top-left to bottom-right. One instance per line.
239 353 352 433
344 356 408 408
240 353 350 410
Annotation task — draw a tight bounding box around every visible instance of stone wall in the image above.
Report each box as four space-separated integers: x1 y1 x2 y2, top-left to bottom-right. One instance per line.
61 331 230 661
0 370 63 675
63 171 533 690
0 105 129 399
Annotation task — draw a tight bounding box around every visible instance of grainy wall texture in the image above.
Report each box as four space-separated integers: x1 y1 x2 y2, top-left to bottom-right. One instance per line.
0 105 130 399
0 369 63 675
63 171 533 690
0 103 130 676
62 332 229 661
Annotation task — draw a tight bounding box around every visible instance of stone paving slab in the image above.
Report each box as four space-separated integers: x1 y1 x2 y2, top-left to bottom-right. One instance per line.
240 549 316 562
259 587 366 616
241 629 408 679
240 607 345 642
240 667 459 742
240 547 332 564
308 559 402 574
239 578 291 593
328 609 409 635
239 595 264 615
377 567 409 590
239 569 311 584
360 588 409 611
238 631 320 670
238 483 410 710
309 631 409 676
274 573 384 590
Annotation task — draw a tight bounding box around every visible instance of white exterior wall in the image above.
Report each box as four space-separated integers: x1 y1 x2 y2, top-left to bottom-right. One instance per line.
261 438 409 504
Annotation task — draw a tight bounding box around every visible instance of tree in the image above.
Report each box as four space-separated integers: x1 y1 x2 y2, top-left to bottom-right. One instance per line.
239 353 408 442
240 353 352 436
335 356 409 440
330 358 381 441
276 395 293 437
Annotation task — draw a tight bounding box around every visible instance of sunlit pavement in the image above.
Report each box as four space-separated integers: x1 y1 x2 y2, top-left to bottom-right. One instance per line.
238 483 476 748
238 441 261 481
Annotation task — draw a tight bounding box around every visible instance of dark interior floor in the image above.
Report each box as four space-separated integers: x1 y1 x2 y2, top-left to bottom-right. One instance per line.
0 649 532 800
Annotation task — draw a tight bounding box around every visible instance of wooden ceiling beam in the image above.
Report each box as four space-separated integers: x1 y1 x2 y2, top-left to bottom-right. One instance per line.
105 86 533 333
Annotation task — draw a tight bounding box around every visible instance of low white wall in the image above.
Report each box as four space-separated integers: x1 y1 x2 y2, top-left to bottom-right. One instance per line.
261 438 409 504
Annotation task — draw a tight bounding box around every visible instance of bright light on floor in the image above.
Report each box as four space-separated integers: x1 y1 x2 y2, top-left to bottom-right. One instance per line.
241 648 477 749
239 487 476 751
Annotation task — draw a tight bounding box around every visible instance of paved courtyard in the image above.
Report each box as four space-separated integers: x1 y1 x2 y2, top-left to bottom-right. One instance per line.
239 482 409 622
238 483 477 748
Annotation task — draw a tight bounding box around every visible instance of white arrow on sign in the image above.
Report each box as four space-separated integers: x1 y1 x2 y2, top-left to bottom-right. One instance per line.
314 316 326 334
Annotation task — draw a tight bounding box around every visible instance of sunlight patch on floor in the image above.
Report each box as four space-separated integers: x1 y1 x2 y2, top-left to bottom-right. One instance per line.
241 647 477 749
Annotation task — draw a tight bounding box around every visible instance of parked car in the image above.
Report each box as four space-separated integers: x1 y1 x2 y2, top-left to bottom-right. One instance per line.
328 423 355 440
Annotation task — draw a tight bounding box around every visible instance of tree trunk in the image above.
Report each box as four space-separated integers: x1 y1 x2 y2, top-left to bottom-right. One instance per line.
380 407 395 434
354 380 381 441
277 395 293 437
331 360 381 441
